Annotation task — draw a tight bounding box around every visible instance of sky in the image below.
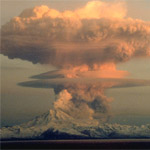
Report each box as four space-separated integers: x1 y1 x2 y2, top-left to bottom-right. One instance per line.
1 0 150 127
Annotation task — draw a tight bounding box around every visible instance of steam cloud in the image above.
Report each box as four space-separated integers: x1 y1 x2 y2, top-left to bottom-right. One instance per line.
53 83 112 123
1 1 150 69
1 0 150 137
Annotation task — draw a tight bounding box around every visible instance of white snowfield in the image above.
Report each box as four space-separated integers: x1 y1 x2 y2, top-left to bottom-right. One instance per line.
1 109 150 140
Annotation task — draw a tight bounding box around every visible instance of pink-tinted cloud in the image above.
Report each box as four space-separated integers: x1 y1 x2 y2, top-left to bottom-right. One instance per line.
1 1 150 69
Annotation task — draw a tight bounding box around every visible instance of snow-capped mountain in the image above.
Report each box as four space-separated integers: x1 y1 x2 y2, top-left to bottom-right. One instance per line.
1 108 150 140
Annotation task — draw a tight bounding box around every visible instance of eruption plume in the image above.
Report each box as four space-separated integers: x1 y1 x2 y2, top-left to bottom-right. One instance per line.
1 0 150 140
1 1 150 68
52 82 113 123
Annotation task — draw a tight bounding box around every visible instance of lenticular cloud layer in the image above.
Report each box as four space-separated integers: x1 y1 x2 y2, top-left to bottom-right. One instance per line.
1 1 150 68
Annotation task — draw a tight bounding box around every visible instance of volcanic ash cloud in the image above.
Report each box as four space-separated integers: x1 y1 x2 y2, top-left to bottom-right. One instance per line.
1 1 150 136
52 82 114 124
1 1 150 69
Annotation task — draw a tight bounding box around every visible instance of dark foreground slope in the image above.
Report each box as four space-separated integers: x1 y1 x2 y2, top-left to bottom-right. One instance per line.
1 139 150 149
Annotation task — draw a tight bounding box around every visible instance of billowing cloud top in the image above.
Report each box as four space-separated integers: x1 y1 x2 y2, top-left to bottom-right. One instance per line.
1 1 150 69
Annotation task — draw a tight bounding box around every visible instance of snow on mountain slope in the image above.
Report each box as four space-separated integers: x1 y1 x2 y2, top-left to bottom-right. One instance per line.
1 108 150 140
